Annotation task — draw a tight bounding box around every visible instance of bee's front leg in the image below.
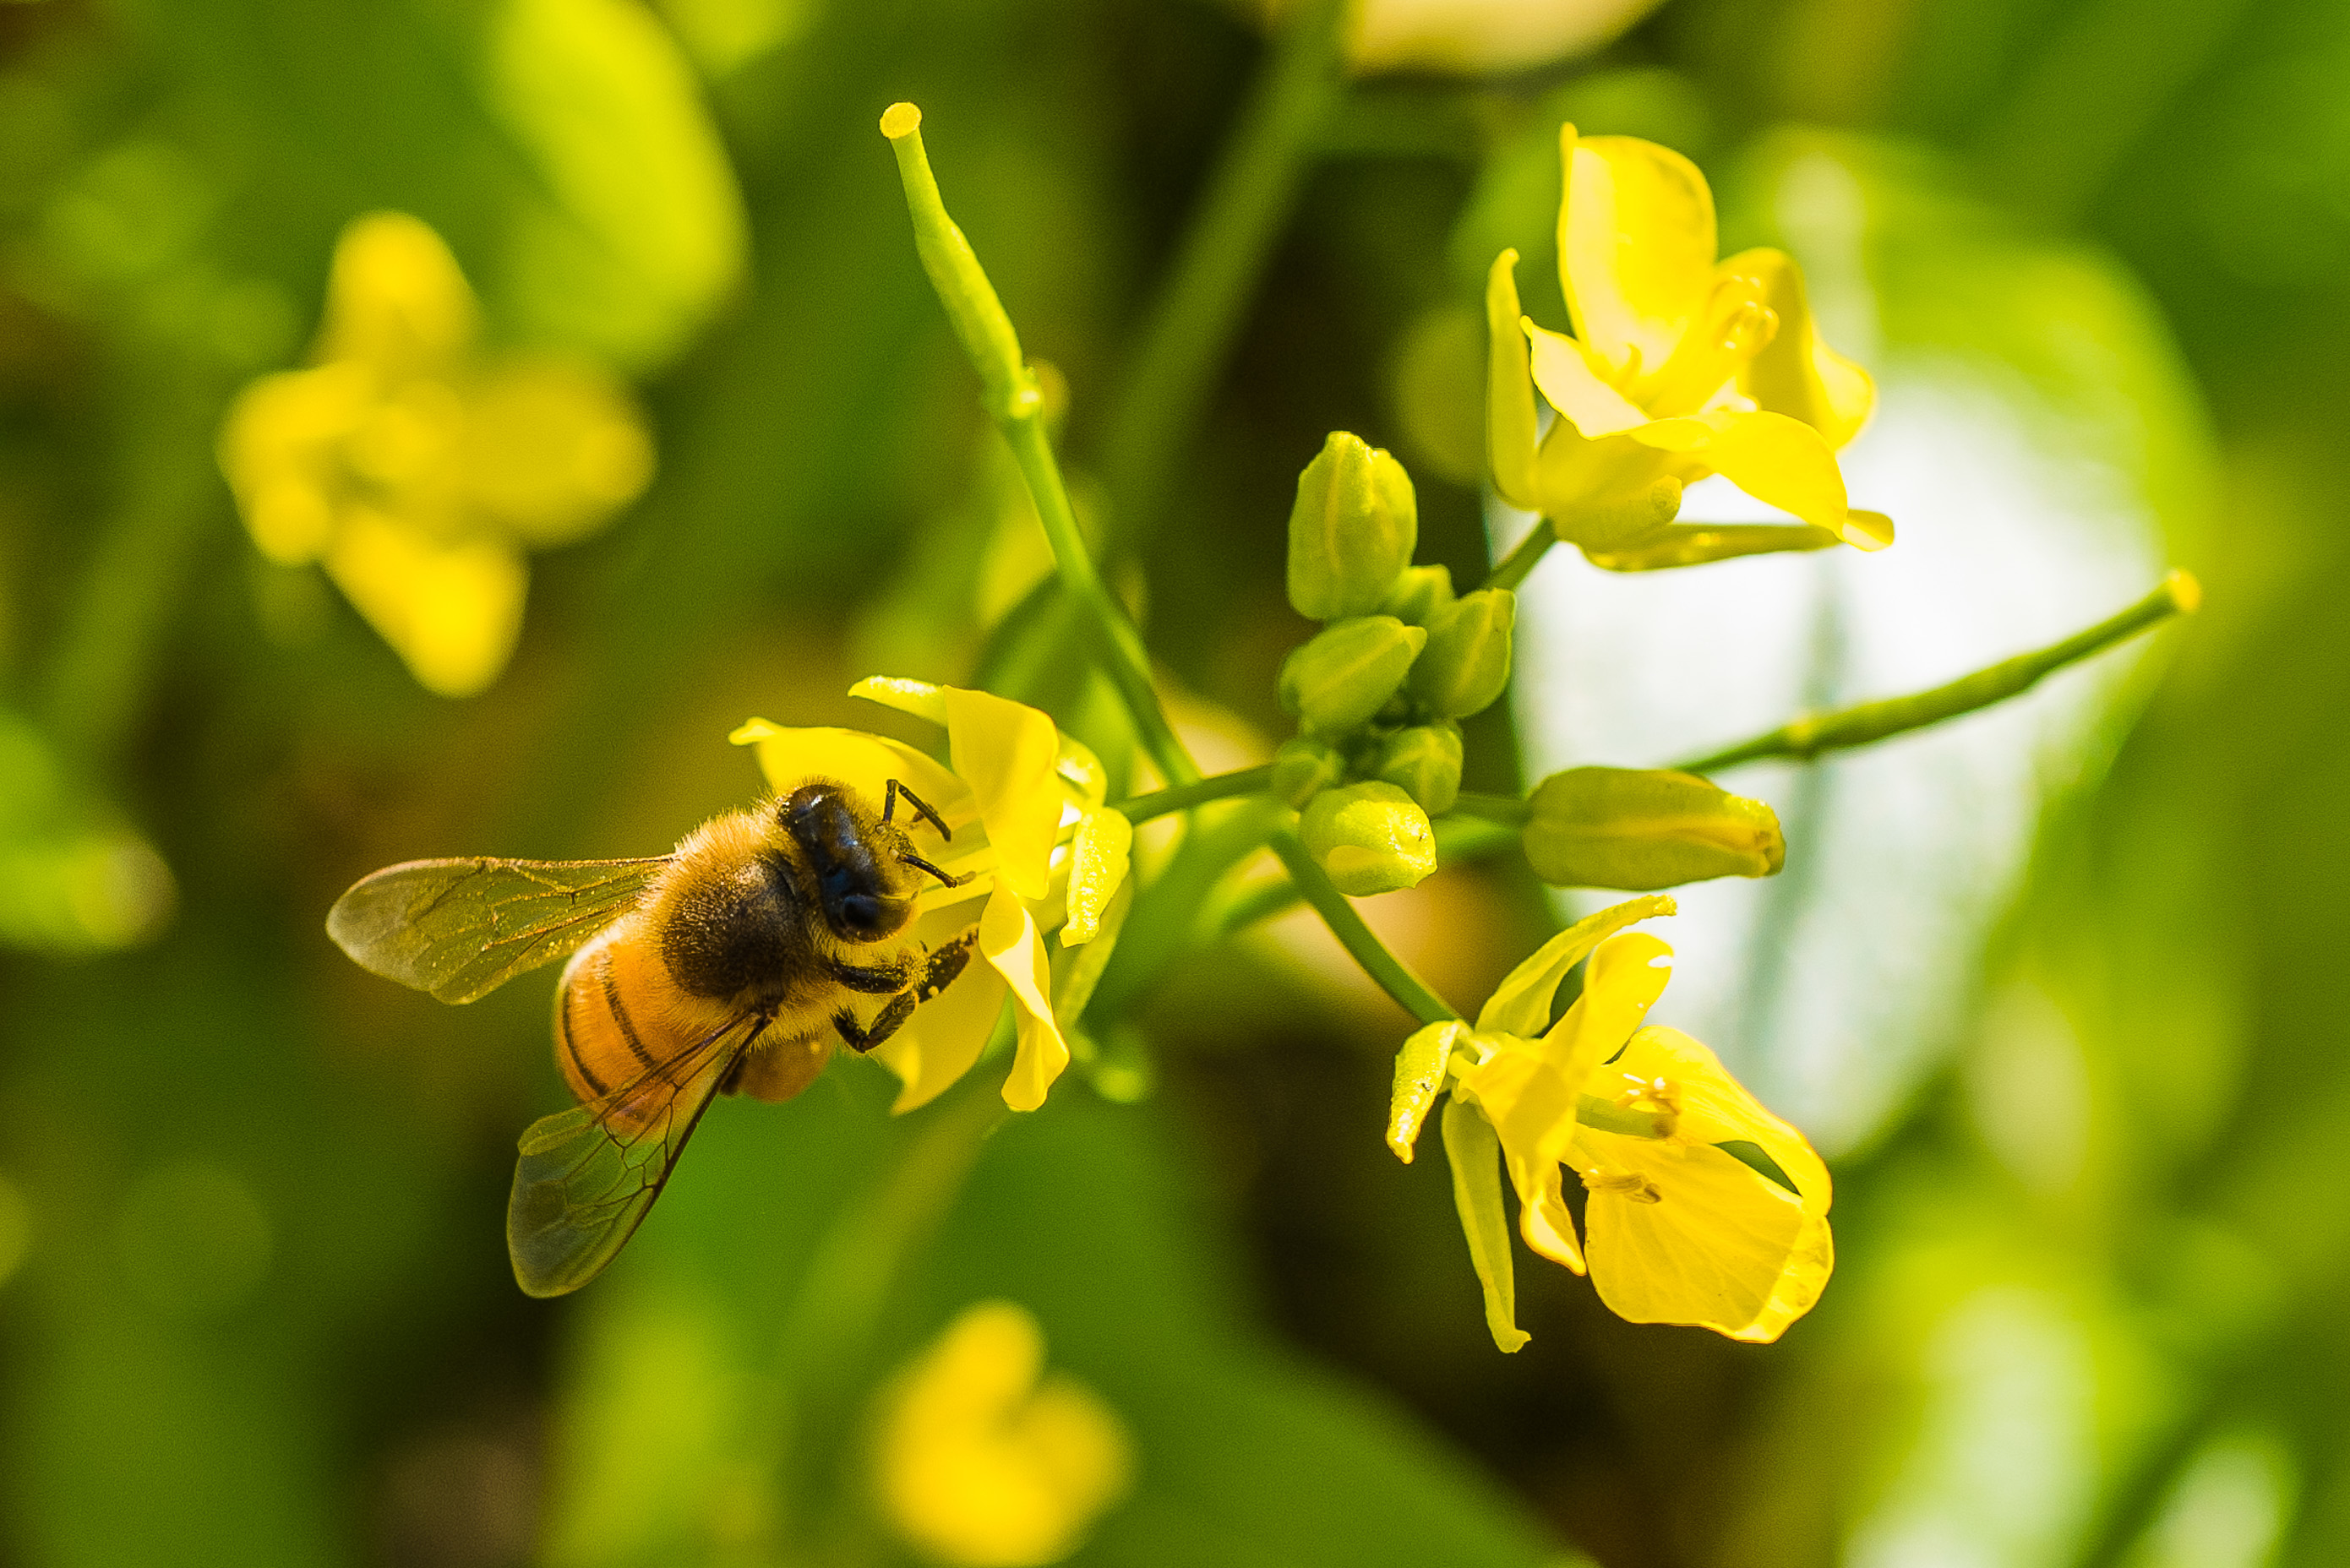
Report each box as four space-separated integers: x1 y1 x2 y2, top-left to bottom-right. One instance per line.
831 928 981 1055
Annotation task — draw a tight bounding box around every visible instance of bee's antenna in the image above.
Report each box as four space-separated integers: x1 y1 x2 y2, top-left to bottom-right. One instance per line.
900 853 968 890
882 779 952 841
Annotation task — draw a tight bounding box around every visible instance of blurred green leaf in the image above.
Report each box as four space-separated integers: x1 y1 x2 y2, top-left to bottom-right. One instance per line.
482 0 750 370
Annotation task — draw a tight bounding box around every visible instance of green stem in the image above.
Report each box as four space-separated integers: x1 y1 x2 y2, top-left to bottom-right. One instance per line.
884 106 1200 787
1115 765 1273 824
1099 0 1352 553
1214 813 1521 936
1449 791 1531 826
1676 570 2200 774
1268 827 1456 1026
1480 520 1556 594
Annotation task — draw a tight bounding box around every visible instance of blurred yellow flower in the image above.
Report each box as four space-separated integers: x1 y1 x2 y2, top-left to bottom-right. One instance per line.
874 1300 1132 1568
1442 905 1832 1342
733 678 1131 1113
1487 127 1890 556
218 211 653 697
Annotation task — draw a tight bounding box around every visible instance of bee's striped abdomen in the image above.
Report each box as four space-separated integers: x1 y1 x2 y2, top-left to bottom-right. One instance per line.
553 928 706 1114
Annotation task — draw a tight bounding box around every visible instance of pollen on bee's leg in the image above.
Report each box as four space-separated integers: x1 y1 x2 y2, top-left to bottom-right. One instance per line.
1581 1166 1664 1204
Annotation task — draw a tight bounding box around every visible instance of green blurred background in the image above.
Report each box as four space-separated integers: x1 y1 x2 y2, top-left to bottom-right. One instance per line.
0 0 2336 1563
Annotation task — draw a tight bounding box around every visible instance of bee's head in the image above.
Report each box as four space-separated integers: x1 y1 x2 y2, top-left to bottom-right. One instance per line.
778 781 918 944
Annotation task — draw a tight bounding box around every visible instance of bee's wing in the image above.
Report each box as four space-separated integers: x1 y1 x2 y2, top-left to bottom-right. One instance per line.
326 856 668 1004
505 1014 759 1298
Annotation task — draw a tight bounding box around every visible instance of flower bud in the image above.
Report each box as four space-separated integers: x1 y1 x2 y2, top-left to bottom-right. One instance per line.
1287 432 1417 620
1300 781 1437 896
1278 616 1426 737
1371 721 1463 815
1270 736 1347 808
1378 563 1454 626
1521 767 1785 890
1408 588 1515 719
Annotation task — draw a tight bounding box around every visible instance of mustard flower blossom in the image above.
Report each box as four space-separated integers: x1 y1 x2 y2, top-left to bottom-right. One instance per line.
1487 127 1890 557
218 212 652 696
733 679 1131 1113
872 1300 1133 1568
1405 897 1832 1343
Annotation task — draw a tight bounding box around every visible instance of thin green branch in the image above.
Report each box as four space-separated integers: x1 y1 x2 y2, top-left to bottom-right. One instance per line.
1115 764 1272 824
1215 813 1521 936
1269 827 1457 1026
883 104 1200 787
1481 520 1555 593
1449 791 1531 827
1676 570 2201 775
1099 0 1352 553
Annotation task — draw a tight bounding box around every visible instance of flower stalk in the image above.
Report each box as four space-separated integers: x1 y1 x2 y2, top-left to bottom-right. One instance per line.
883 104 1201 788
1268 827 1456 1027
1677 569 2200 773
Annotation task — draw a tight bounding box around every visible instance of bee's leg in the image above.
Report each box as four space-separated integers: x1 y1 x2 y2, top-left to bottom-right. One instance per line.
826 954 919 994
833 991 916 1054
916 928 978 1001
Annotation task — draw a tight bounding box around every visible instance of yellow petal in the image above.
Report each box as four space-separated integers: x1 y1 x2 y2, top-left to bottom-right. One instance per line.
1485 249 1542 511
727 721 972 827
1506 1147 1586 1274
1440 1097 1530 1353
1386 1020 1465 1163
1582 1139 1807 1338
1476 893 1674 1037
1059 808 1131 946
319 212 479 378
1733 1210 1833 1344
1450 1038 1579 1200
1721 248 1875 449
1524 322 1649 438
1559 130 1719 384
1611 1026 1831 1216
321 511 526 698
457 357 653 547
850 675 951 727
945 689 1062 901
984 877 1068 1111
1633 408 1864 542
1536 932 1673 1162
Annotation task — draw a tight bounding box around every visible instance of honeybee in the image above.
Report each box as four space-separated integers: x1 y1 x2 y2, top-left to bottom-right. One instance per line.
329 778 974 1297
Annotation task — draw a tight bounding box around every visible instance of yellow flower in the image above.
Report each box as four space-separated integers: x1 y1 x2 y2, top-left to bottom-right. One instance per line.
873 1300 1133 1568
1433 898 1832 1342
1486 127 1890 556
732 679 1132 1113
217 212 653 697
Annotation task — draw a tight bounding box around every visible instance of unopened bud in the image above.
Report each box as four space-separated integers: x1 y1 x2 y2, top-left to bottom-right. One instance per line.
1379 564 1455 627
1408 589 1515 719
1300 781 1437 896
1270 736 1347 808
1371 721 1463 815
1521 767 1784 890
1287 432 1417 620
1278 616 1426 737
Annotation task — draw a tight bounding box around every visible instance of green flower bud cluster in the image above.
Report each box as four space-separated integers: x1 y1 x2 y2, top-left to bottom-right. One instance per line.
1276 433 1519 896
